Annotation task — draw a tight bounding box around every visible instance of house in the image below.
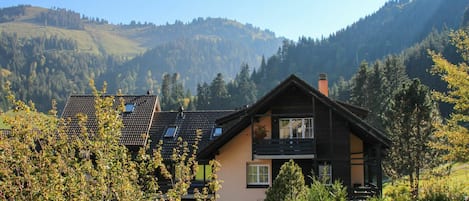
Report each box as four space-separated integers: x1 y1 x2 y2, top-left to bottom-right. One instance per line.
61 95 160 152
198 74 390 200
61 74 390 201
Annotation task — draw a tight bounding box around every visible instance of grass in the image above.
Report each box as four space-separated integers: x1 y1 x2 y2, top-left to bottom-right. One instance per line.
383 162 469 199
0 116 9 129
0 22 145 57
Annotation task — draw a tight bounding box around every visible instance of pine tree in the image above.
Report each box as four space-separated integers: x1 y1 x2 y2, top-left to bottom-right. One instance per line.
229 64 257 108
209 73 230 109
384 79 440 199
196 82 210 110
350 61 369 107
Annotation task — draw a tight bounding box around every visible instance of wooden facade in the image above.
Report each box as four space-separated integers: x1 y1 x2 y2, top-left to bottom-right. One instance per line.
199 74 390 200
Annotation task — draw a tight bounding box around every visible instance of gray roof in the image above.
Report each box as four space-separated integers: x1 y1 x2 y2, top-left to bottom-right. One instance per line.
148 110 234 159
61 95 159 146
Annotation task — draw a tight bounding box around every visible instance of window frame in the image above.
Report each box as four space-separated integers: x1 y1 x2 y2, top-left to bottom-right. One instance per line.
246 163 269 187
279 117 314 139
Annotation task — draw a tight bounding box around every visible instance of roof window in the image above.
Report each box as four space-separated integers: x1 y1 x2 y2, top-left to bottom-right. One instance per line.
164 126 178 138
124 103 135 113
212 127 222 137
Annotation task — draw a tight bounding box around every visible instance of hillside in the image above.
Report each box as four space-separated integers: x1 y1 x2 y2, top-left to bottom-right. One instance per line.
252 0 469 95
0 5 283 112
0 6 145 57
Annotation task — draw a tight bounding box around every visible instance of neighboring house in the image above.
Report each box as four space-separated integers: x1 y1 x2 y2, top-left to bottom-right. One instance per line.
61 74 390 201
198 74 390 201
61 95 160 152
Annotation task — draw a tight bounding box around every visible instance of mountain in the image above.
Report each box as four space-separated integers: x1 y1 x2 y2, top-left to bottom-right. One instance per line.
103 18 282 93
252 0 469 95
0 5 283 112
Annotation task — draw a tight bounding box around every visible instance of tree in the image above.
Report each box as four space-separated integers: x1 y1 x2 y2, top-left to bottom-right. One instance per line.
0 81 220 200
0 81 143 200
349 61 369 107
228 64 257 108
196 82 210 110
265 159 307 201
383 79 440 199
429 28 469 162
209 73 230 109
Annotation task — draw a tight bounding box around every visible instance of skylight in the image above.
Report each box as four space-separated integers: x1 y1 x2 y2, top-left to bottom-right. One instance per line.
124 103 135 113
164 126 178 138
212 127 222 137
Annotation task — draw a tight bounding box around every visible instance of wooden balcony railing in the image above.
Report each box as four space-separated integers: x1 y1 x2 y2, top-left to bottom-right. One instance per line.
253 138 316 156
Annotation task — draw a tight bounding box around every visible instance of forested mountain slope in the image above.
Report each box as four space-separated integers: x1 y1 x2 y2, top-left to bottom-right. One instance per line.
252 0 469 95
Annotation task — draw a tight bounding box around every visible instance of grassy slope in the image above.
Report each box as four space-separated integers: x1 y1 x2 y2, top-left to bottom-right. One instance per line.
0 6 146 57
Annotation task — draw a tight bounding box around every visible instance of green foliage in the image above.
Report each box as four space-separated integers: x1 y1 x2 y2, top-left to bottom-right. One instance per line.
306 179 347 201
348 56 408 131
384 79 440 198
159 73 191 111
252 0 466 97
419 174 468 201
265 159 307 201
383 184 412 201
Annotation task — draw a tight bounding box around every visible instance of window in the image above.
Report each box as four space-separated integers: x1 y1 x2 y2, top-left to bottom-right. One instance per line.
279 118 314 139
212 127 222 137
164 126 178 138
195 164 212 181
124 103 135 113
247 164 269 186
318 163 332 185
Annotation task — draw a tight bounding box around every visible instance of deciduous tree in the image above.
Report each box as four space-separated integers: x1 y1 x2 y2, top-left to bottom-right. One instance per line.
429 28 469 162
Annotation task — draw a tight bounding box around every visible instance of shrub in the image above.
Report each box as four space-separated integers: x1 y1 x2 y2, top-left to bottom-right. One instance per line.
265 159 307 201
306 179 347 201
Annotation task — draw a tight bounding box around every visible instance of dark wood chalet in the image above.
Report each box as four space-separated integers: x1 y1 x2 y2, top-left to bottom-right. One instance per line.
198 74 390 200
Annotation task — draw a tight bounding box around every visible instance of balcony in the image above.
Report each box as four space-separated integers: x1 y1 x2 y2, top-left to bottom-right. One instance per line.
253 138 316 159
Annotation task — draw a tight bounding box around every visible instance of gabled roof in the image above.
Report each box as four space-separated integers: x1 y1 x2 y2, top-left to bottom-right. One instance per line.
199 74 390 158
148 110 234 160
61 95 159 146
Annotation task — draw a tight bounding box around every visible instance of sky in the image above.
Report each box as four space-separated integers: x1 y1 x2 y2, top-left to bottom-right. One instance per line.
0 0 388 40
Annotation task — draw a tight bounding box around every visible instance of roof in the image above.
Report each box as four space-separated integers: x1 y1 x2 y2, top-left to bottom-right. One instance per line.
148 110 234 160
198 74 391 158
61 95 159 146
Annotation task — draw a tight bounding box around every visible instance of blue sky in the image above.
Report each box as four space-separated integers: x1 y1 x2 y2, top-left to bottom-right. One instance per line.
0 0 388 40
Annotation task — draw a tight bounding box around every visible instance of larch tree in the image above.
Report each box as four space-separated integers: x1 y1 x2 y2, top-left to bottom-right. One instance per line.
429 28 469 162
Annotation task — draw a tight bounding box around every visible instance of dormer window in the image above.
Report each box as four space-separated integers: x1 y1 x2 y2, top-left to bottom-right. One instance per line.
164 126 178 138
212 127 222 137
124 103 135 113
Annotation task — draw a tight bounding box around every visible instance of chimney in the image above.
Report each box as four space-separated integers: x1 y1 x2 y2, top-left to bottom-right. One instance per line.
318 73 328 97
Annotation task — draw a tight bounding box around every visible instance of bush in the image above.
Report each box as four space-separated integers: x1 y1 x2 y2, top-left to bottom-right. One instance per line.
383 184 412 201
265 159 307 201
419 177 467 201
306 179 347 201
